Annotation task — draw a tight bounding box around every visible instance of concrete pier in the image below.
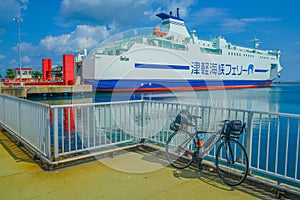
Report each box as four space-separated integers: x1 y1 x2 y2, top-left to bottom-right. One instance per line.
0 84 92 98
0 130 281 200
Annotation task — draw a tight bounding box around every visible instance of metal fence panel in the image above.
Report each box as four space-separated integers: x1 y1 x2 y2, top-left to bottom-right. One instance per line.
142 101 300 186
0 95 50 158
50 101 145 159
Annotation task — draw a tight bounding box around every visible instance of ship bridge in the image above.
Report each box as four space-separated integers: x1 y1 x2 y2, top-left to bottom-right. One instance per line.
155 8 190 42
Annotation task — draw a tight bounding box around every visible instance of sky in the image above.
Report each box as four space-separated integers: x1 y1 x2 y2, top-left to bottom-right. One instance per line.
0 0 299 81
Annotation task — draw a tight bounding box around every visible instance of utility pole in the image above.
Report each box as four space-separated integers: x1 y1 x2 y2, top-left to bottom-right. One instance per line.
13 18 23 86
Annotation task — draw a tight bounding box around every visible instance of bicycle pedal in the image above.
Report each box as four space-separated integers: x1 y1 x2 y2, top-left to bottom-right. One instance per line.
198 164 203 171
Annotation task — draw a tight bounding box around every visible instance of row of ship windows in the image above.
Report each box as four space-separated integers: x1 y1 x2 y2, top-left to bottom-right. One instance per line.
260 56 270 60
227 52 254 58
227 52 274 60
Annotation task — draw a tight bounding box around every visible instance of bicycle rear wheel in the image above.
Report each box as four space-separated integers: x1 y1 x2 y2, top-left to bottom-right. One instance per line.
166 130 195 169
215 139 249 186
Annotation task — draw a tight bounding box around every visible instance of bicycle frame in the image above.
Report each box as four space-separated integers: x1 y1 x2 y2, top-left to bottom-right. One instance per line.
194 130 220 159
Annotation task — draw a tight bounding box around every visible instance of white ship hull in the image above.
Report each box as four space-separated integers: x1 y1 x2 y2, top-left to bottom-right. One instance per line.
82 9 282 92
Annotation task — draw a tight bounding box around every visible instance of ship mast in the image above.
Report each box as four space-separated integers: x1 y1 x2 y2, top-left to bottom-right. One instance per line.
253 36 260 49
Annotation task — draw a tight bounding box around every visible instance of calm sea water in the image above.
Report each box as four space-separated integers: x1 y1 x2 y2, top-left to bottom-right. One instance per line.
30 83 300 114
94 83 300 115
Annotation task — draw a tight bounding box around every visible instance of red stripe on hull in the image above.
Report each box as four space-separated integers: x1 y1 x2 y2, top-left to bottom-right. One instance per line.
97 83 273 93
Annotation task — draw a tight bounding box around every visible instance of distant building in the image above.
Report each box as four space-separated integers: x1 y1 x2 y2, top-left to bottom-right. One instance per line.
14 68 32 79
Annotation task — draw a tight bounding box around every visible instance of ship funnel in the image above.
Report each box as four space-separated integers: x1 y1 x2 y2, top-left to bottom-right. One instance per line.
177 8 180 18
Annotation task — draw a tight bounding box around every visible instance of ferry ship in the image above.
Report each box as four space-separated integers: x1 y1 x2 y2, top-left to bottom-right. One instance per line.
82 8 282 92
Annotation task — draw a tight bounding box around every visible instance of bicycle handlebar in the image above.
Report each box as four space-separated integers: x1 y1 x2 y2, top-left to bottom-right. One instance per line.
192 115 202 119
196 130 218 134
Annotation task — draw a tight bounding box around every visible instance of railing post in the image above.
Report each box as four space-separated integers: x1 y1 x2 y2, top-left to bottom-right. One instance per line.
141 101 145 139
45 107 51 160
246 111 253 174
53 108 58 161
1 96 4 124
19 99 22 138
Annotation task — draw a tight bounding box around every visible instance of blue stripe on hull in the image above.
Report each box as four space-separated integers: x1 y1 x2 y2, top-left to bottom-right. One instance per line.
135 63 190 70
84 79 272 91
255 69 269 73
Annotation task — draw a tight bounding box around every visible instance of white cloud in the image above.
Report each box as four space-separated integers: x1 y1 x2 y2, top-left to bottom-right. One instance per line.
8 55 30 66
292 41 300 46
221 18 246 33
9 59 17 66
59 0 196 27
39 24 112 56
189 7 246 34
188 7 283 35
240 17 282 23
39 34 72 55
0 0 28 36
8 24 113 67
12 42 40 56
189 7 228 25
21 55 30 63
0 0 28 24
60 0 148 25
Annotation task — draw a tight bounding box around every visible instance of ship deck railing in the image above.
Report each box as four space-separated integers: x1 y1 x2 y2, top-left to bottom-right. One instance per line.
0 94 299 197
95 33 189 56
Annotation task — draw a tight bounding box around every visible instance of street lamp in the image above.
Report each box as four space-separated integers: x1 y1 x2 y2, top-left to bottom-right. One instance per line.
13 18 23 86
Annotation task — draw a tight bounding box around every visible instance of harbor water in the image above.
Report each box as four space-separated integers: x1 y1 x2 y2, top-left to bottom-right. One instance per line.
29 83 300 115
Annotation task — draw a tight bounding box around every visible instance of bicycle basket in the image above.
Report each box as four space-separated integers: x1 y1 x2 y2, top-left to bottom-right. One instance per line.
169 110 193 131
174 110 193 126
224 120 245 137
170 121 180 131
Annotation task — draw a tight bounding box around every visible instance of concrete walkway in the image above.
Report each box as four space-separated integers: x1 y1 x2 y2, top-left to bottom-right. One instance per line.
0 131 276 200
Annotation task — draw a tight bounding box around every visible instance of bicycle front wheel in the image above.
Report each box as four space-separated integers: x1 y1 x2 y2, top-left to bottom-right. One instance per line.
166 130 195 169
216 139 249 186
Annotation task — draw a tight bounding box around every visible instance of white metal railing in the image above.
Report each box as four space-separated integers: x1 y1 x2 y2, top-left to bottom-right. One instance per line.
50 101 145 159
0 95 299 188
142 101 300 188
0 95 51 158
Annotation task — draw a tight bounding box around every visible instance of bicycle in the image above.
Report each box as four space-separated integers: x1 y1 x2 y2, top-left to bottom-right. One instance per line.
166 110 249 186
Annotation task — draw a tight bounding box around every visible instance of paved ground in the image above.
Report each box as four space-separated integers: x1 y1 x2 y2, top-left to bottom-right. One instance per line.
0 131 278 200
